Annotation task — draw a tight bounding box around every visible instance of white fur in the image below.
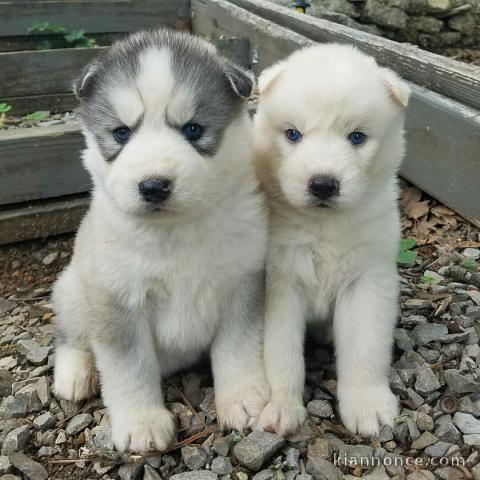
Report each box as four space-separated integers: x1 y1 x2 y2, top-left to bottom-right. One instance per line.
254 44 410 437
53 43 268 452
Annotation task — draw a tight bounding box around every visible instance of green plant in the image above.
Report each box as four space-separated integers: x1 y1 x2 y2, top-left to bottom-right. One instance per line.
0 103 12 114
28 21 66 34
28 22 96 49
420 275 435 284
397 238 417 267
64 29 96 48
23 111 49 122
460 258 477 272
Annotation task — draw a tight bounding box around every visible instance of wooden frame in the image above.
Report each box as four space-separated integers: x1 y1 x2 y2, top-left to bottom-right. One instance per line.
192 0 480 226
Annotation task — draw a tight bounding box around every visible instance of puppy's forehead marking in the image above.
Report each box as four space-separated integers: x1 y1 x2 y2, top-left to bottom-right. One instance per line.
136 47 175 117
110 87 144 127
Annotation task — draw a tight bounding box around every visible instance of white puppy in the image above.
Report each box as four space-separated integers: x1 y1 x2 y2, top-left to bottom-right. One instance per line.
254 44 410 437
53 30 269 452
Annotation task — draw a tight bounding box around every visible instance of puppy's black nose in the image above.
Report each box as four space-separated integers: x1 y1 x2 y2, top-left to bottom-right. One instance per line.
308 175 340 201
138 178 173 203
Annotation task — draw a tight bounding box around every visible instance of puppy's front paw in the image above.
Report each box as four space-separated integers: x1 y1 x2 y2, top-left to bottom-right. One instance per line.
54 346 99 402
256 399 307 437
338 384 398 437
216 382 270 431
111 406 175 453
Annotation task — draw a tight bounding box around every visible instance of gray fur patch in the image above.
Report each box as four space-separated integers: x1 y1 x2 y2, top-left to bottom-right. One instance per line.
75 29 252 160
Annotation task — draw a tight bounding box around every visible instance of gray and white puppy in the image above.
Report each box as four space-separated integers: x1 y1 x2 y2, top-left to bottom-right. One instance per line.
53 30 269 452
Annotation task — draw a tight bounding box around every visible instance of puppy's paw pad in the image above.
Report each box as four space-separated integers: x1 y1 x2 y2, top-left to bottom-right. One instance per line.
339 385 398 437
256 399 307 437
54 347 99 402
112 407 175 453
217 382 270 431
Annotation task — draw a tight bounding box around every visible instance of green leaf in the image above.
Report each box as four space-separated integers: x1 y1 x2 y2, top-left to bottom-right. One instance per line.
0 103 12 113
36 39 52 50
420 275 435 284
64 29 85 42
23 111 49 121
397 237 417 267
28 21 65 34
460 259 477 272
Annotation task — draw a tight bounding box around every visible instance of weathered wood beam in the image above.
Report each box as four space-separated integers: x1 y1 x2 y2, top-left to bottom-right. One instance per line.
226 0 480 112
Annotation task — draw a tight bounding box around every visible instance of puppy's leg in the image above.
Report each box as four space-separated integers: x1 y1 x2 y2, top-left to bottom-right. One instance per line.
212 276 270 431
54 344 99 401
334 272 398 437
256 283 307 436
91 299 174 453
53 269 99 401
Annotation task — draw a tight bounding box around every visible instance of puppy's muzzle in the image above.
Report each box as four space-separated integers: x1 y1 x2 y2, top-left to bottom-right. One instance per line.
138 178 173 204
308 175 340 202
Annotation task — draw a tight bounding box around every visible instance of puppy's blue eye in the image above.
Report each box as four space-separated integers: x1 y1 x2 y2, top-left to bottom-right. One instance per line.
113 127 131 144
285 129 302 143
182 123 204 142
348 131 367 145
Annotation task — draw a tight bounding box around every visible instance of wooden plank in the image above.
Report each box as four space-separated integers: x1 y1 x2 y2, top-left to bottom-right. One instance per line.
3 93 77 116
0 123 90 206
0 47 104 98
0 0 190 37
0 196 89 245
192 0 480 225
225 0 480 112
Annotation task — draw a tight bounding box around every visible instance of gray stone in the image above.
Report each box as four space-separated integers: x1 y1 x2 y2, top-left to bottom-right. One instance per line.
3 395 27 419
285 447 300 468
37 447 57 458
394 329 414 351
32 412 56 431
35 377 50 407
88 425 113 451
0 299 16 316
15 385 42 414
411 431 437 449
0 370 13 398
415 367 441 395
468 290 480 305
410 324 448 346
211 456 232 475
417 347 440 363
0 456 12 475
306 400 333 418
418 31 462 49
407 388 425 409
363 0 408 29
426 0 450 12
233 431 285 471
444 370 480 394
118 462 145 480
252 470 274 480
379 425 394 442
424 442 451 457
143 465 162 480
296 476 313 480
170 472 217 480
212 435 231 457
1 426 31 455
463 248 480 260
406 472 435 480
8 452 48 480
423 270 445 284
66 413 93 436
401 315 427 325
453 412 480 434
307 438 336 459
15 340 51 366
435 419 461 443
181 446 207 470
337 444 374 466
42 252 58 266
306 457 343 480
464 434 480 446
404 299 431 310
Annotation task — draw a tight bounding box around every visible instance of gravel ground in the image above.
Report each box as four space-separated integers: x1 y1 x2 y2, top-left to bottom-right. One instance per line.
1 185 480 480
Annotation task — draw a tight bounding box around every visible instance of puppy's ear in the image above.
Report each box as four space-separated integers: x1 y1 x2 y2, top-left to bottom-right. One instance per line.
381 68 410 109
224 63 254 98
73 61 99 100
258 61 286 94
